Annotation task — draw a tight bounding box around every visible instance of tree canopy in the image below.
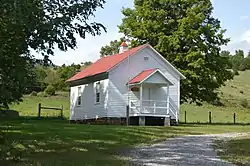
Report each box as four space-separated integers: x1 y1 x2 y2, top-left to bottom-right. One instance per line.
0 0 106 108
99 37 125 57
118 0 234 105
220 49 250 72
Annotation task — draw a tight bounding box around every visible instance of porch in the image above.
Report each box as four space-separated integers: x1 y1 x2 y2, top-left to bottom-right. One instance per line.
129 99 178 120
127 69 179 124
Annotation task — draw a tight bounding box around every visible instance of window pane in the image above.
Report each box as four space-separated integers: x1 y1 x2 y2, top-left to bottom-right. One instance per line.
77 96 81 105
96 82 100 93
78 87 81 96
96 93 100 103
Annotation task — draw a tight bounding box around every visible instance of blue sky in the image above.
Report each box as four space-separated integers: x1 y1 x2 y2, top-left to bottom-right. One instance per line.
43 0 250 65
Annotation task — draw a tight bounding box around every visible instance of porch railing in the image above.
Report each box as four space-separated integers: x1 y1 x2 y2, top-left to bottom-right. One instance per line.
130 100 178 119
169 98 178 120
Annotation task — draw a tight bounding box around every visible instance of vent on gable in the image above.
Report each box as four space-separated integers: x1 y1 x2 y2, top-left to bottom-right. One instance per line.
144 56 149 61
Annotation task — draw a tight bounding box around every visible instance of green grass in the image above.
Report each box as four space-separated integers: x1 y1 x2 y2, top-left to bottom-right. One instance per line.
8 71 250 124
10 91 70 118
181 71 250 124
1 120 250 166
214 136 250 166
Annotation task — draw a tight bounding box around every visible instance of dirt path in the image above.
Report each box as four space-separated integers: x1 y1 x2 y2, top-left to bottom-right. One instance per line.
126 133 248 166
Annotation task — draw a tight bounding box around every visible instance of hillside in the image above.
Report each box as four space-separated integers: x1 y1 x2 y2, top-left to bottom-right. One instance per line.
181 70 250 123
8 71 250 123
10 91 70 118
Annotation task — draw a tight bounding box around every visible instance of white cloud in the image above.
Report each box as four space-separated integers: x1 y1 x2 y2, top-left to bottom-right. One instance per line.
241 29 250 42
222 41 250 55
240 15 250 21
222 29 250 56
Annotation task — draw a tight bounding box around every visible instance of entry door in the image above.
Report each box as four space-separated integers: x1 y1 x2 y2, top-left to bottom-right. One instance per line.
143 87 151 100
142 87 151 108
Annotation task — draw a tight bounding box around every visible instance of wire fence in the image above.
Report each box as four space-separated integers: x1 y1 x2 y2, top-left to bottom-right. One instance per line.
180 110 250 125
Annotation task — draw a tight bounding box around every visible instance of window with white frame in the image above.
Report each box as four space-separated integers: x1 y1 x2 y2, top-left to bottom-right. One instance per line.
77 86 82 106
95 82 101 103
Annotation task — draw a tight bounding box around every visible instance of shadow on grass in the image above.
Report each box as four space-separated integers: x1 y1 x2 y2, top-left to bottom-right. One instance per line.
215 138 250 166
0 118 202 166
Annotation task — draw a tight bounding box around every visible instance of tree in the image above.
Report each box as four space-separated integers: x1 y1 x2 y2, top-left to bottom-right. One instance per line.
220 50 233 69
81 61 93 67
119 0 233 105
248 50 250 58
0 56 36 108
100 37 125 57
58 64 81 80
0 0 106 108
44 69 60 87
220 51 231 57
238 57 250 71
231 50 245 70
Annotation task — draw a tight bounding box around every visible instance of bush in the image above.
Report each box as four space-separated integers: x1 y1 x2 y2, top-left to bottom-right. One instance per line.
37 92 48 97
240 99 248 108
233 70 239 76
240 90 244 94
44 85 56 96
30 91 37 96
211 100 224 106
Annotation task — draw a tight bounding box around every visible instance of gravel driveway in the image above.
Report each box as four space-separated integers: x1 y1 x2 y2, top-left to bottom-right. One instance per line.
126 133 248 166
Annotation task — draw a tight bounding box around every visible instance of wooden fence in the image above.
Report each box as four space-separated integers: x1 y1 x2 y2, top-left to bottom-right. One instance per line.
182 111 240 124
37 103 63 119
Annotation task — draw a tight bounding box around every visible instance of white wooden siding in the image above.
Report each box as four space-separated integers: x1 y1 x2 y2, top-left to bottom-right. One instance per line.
144 72 170 84
108 47 180 117
70 79 109 120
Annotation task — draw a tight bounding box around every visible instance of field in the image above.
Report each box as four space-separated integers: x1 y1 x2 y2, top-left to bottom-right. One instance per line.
1 119 250 166
180 71 250 124
1 71 250 165
9 91 70 118
8 71 250 124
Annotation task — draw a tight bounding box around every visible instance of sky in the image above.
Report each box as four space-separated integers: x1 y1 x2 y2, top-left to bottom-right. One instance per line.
37 0 250 65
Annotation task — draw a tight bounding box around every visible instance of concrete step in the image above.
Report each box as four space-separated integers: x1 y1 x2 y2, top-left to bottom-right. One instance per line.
170 119 178 126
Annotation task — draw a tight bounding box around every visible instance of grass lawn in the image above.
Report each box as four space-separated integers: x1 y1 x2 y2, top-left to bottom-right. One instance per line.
214 136 250 166
3 69 250 165
1 120 250 166
10 91 70 118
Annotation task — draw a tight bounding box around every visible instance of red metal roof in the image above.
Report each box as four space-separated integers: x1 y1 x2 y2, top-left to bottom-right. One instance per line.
120 42 128 47
128 69 157 84
67 44 146 82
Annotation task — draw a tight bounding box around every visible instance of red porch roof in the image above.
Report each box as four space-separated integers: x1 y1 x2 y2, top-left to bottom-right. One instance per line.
128 69 157 84
67 44 146 82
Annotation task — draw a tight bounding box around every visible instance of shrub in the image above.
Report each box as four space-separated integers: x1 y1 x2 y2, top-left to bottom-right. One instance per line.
233 70 239 76
30 91 37 96
240 99 248 108
37 92 48 97
240 90 244 94
44 85 56 96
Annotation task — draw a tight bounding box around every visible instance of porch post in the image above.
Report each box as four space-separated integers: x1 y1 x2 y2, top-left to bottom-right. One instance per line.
167 85 170 115
139 84 145 126
140 84 143 113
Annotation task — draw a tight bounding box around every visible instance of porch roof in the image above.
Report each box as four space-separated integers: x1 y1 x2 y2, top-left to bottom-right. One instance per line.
128 68 174 85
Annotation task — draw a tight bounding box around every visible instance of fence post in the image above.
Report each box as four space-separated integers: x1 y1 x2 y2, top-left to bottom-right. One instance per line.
185 111 187 124
233 113 236 124
126 105 130 126
38 103 41 119
209 111 212 124
61 105 63 119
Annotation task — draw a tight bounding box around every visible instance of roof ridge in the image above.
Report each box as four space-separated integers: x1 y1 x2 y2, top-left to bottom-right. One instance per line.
102 44 147 58
67 44 147 82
